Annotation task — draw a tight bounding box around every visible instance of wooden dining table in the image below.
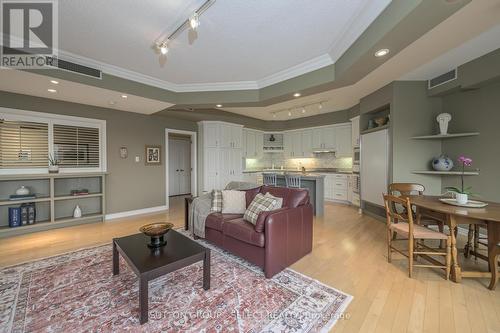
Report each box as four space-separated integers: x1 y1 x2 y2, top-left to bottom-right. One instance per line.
409 195 500 290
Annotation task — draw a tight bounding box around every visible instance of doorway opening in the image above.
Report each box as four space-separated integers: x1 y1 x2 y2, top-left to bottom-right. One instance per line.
165 129 197 209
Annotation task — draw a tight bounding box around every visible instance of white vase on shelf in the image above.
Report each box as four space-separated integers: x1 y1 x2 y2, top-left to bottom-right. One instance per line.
15 186 30 195
73 205 82 218
436 113 452 135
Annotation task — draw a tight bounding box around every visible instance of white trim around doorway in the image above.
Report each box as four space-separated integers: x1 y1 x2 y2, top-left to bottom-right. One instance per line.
165 128 197 209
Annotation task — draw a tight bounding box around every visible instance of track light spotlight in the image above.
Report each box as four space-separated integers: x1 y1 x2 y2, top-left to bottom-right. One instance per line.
190 12 200 30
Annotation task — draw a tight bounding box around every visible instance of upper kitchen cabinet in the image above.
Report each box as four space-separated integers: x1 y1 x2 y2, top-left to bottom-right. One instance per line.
203 122 219 148
219 123 243 148
312 126 336 150
284 130 312 158
335 125 352 157
243 128 263 158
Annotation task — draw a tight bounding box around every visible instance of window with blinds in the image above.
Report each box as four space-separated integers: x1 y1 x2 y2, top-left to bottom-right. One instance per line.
53 124 100 168
0 120 49 169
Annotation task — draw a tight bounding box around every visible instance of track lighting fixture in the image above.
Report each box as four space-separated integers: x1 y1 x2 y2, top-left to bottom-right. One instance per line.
190 12 200 30
269 101 327 119
154 0 215 58
158 41 169 55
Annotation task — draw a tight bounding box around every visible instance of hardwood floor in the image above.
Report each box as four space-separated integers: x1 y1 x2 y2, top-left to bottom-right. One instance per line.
1 198 499 332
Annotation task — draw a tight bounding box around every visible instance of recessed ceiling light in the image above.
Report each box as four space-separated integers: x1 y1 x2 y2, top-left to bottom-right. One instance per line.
216 104 222 108
121 94 128 99
374 48 390 57
109 101 116 105
301 107 306 114
293 93 301 97
47 89 57 93
288 111 292 117
318 102 323 110
50 80 59 84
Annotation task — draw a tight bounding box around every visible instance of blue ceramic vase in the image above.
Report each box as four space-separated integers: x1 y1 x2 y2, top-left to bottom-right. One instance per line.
432 154 454 171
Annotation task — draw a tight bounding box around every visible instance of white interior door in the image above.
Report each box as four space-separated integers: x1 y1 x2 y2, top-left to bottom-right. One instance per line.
169 138 191 196
178 140 191 195
168 139 179 196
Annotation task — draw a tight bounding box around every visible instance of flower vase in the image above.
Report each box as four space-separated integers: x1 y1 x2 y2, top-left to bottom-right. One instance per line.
48 165 59 173
456 193 468 205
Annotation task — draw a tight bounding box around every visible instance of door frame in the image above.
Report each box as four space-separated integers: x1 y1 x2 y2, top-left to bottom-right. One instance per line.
165 128 197 209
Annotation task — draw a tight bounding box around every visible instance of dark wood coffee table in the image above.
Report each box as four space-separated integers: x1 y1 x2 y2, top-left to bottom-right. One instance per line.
112 230 210 324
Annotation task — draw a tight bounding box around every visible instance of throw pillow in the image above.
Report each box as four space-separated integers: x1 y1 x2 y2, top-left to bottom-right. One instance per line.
221 190 247 214
265 192 283 209
211 189 223 212
244 193 277 225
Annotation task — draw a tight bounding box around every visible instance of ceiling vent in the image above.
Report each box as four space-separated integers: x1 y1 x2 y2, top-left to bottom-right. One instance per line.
428 69 457 89
46 57 102 79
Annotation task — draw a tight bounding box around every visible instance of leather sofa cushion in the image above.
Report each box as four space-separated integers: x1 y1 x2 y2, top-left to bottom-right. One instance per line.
254 207 286 233
206 213 243 232
223 218 265 247
261 186 309 208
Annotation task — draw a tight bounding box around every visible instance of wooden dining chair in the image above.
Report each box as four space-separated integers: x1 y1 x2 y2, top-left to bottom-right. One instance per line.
389 183 447 247
384 194 451 279
263 173 277 186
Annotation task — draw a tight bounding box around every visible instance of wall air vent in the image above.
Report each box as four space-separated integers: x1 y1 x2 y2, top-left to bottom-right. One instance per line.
46 57 102 79
428 69 457 89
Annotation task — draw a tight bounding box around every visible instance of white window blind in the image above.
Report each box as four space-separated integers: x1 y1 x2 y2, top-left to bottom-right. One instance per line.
0 120 49 169
53 124 100 168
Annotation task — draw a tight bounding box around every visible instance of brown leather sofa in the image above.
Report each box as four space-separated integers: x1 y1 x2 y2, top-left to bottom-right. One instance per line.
205 185 313 278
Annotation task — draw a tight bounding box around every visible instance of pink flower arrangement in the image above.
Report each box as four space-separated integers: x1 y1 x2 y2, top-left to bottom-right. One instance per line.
445 155 474 195
458 155 472 166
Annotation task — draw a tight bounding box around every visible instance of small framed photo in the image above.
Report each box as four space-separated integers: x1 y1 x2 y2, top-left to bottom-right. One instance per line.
145 145 161 165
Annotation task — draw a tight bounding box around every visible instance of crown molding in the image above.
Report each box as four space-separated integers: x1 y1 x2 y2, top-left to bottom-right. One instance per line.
54 49 335 93
256 54 333 88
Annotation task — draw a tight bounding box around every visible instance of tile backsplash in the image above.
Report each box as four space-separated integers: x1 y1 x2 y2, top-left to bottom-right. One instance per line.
245 152 352 170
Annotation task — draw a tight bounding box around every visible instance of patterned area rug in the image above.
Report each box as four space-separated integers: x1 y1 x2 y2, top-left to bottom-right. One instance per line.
0 234 352 333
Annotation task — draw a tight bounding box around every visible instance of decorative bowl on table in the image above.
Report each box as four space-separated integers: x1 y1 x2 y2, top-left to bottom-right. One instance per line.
139 222 174 249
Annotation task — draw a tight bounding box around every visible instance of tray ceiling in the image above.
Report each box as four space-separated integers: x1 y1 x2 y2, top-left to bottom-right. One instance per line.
58 0 390 90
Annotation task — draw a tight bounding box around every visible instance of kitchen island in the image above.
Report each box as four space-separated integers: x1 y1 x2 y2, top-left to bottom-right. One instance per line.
262 172 325 216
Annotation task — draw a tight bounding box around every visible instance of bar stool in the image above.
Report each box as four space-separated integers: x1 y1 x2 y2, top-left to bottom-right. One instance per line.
285 174 301 188
263 173 277 186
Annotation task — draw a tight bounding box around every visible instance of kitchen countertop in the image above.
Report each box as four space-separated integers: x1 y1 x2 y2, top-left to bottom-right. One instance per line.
243 168 352 174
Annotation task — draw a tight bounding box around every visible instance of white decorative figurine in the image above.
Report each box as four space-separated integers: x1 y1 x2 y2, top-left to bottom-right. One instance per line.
73 205 82 218
436 113 452 135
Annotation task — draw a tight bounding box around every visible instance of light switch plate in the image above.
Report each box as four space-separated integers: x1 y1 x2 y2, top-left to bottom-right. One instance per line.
135 156 140 162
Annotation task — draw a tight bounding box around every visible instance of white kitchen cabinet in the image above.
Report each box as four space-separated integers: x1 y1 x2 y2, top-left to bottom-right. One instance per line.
199 121 243 192
292 131 302 157
312 126 336 150
324 173 349 203
350 116 360 148
255 131 263 158
284 132 293 158
203 122 219 148
243 129 263 158
324 174 335 200
335 125 352 157
301 130 313 157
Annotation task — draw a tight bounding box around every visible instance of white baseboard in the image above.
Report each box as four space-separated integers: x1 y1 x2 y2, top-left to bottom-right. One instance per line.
105 205 168 220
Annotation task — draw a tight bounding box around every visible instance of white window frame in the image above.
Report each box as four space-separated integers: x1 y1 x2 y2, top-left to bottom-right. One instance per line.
0 107 107 174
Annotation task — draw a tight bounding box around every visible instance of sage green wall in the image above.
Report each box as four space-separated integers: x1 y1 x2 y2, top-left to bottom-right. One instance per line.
391 81 442 194
441 80 500 202
0 91 197 214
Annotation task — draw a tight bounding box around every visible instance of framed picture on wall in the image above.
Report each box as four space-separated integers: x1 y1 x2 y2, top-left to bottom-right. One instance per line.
145 145 161 165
